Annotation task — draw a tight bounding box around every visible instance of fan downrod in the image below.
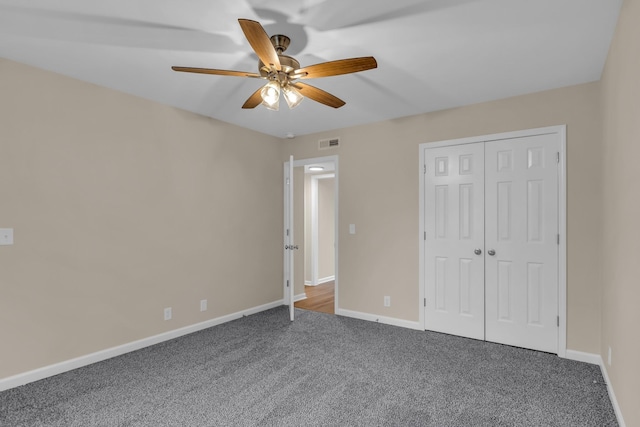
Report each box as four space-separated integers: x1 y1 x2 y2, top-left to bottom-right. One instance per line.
270 35 290 54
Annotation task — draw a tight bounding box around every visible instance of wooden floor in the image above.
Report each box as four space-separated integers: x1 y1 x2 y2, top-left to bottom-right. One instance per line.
294 281 335 314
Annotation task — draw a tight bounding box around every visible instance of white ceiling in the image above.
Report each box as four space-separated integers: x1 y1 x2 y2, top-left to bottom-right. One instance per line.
0 0 622 138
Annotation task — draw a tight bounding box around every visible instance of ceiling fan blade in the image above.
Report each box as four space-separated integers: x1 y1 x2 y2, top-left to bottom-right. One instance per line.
295 57 377 79
171 66 260 78
242 87 264 109
238 19 281 71
295 83 345 108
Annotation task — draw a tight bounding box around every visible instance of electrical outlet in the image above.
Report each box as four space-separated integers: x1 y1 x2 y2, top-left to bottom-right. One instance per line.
0 228 14 245
608 346 612 366
164 307 172 321
384 296 391 307
200 299 208 312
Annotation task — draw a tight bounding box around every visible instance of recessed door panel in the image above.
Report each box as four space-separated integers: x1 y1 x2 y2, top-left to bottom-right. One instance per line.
527 180 544 242
497 182 512 241
459 184 474 239
435 257 448 311
497 261 512 321
527 263 543 325
459 258 472 315
435 186 449 239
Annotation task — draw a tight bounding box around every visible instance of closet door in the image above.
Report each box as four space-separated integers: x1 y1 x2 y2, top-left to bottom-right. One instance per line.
424 143 485 340
484 134 559 353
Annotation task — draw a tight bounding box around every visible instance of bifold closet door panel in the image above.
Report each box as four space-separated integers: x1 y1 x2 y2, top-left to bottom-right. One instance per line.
424 143 485 340
484 134 559 353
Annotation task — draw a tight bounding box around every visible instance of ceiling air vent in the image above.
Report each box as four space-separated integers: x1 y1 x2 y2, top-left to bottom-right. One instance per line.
318 137 341 150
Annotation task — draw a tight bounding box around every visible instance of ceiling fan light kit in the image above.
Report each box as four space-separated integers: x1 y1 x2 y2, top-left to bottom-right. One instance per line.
171 19 377 111
261 81 281 110
282 84 303 109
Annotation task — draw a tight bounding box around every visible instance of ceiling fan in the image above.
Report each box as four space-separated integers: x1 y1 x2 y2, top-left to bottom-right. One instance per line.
171 19 377 111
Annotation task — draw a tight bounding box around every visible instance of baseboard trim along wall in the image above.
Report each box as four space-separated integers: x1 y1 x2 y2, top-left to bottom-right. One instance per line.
598 357 627 427
0 299 285 392
564 349 601 365
294 293 307 302
304 276 335 286
564 350 626 427
336 308 422 331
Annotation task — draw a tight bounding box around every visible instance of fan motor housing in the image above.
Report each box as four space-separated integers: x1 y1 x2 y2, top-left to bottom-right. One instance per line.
259 55 300 76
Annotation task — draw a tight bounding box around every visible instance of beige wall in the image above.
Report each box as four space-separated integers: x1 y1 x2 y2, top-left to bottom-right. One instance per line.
317 177 335 280
0 59 283 379
284 82 603 354
600 0 640 425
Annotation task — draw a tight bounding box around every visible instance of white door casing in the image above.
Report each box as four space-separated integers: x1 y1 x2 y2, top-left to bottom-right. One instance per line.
284 155 295 321
420 126 566 355
484 135 559 353
424 143 485 340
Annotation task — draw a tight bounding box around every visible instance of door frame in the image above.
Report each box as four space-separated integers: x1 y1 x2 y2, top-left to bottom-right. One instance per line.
418 125 567 357
283 155 339 313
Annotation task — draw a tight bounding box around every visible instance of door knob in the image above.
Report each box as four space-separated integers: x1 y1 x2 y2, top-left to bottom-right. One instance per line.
488 249 496 256
474 248 482 255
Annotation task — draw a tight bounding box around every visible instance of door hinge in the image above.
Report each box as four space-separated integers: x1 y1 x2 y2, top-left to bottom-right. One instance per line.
424 298 426 307
286 280 290 288
286 178 290 185
556 152 560 163
423 164 426 174
286 229 290 236
557 234 560 245
557 316 560 327
424 231 426 240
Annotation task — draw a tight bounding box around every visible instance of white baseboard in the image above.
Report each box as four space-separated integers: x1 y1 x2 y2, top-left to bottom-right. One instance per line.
294 293 307 302
598 357 627 427
305 276 335 286
0 299 284 392
564 349 601 365
336 308 422 331
563 350 626 427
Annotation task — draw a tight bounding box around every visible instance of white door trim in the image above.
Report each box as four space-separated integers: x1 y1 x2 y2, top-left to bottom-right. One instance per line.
419 125 567 357
284 156 295 321
283 155 339 313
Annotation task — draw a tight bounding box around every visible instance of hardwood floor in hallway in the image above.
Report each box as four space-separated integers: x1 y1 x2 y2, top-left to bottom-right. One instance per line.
294 281 334 314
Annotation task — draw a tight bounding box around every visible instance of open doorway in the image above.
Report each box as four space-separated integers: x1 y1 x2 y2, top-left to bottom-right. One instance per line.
297 168 335 314
284 156 338 315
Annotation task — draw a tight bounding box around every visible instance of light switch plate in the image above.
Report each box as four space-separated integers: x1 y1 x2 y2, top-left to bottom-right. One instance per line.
0 228 14 245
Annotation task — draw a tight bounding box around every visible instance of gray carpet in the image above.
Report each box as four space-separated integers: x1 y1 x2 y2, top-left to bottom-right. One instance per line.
0 306 618 426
